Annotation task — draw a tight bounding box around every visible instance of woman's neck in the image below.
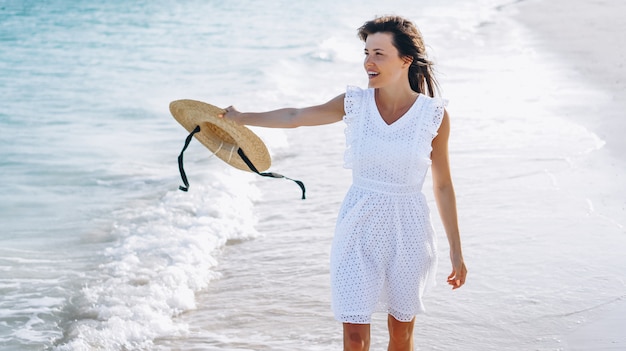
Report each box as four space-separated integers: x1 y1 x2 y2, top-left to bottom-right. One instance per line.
374 83 419 124
375 82 417 108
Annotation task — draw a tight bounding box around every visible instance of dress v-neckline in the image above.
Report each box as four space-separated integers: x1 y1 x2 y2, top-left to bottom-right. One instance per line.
371 90 422 127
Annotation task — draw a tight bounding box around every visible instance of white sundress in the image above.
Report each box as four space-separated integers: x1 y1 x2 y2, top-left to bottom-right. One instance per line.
330 86 447 324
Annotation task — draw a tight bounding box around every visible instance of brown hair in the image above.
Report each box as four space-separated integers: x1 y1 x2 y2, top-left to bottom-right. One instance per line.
358 15 440 97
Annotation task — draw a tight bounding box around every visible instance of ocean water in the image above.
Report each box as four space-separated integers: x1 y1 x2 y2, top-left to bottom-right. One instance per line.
1 1 625 350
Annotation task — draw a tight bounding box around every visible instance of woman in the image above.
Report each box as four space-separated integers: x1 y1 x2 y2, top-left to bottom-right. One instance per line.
222 15 467 351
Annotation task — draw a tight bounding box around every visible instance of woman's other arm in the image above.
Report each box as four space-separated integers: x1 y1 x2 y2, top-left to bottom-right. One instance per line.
431 109 467 289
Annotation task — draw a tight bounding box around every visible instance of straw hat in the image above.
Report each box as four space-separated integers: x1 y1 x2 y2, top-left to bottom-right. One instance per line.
170 99 271 172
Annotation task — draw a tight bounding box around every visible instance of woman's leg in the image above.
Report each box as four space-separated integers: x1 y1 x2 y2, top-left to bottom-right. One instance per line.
343 323 371 351
387 315 415 351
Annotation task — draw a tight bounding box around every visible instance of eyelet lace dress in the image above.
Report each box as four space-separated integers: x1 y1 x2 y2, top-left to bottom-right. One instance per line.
330 86 447 324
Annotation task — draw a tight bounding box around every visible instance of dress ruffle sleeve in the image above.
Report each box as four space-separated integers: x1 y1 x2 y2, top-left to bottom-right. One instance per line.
425 97 449 138
343 86 364 169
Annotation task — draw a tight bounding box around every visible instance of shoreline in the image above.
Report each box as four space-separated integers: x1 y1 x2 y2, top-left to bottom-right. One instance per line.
512 0 626 349
512 0 626 158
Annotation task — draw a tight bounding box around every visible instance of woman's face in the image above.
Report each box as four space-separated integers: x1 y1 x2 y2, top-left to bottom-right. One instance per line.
363 32 410 89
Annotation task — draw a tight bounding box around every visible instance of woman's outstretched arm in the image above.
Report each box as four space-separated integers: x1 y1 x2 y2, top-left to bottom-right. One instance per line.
431 109 467 290
221 93 346 128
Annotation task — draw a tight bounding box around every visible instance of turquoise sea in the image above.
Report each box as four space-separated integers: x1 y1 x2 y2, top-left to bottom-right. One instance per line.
1 1 624 350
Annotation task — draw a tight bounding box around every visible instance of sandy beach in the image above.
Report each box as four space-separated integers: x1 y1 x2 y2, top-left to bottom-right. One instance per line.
514 0 626 349
514 0 626 156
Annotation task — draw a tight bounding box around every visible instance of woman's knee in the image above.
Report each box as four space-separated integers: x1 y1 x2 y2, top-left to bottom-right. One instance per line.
387 315 415 344
343 323 370 351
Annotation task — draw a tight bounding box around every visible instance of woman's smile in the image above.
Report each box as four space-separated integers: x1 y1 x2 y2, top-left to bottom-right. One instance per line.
367 71 380 79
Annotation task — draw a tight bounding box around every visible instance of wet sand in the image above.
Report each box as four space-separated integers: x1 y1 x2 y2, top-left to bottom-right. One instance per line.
514 0 626 349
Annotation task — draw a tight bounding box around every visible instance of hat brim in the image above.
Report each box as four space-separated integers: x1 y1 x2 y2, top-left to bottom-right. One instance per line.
170 99 271 172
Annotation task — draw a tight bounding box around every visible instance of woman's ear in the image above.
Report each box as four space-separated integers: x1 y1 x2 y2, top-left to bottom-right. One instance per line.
402 56 413 68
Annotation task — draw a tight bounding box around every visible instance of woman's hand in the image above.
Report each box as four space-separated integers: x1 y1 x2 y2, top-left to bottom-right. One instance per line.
447 251 467 290
220 105 244 124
